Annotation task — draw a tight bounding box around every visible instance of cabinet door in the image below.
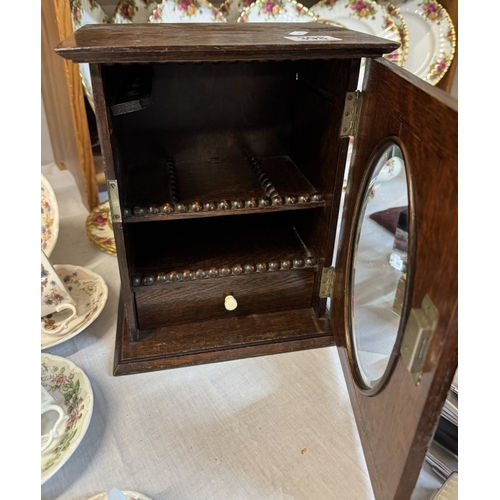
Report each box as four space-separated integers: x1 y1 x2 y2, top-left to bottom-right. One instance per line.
331 57 457 500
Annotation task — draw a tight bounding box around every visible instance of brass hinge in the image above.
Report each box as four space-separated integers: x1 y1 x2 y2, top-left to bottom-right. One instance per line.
107 180 122 223
319 267 335 298
400 294 439 386
340 91 363 138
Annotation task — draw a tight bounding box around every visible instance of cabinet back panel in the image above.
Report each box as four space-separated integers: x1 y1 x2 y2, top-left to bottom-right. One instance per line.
105 59 349 168
127 212 317 276
106 61 295 161
103 59 348 280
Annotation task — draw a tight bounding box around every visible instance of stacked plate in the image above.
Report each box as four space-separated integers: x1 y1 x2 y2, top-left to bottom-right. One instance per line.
309 0 407 68
236 0 317 23
426 368 458 482
389 0 456 84
70 0 456 99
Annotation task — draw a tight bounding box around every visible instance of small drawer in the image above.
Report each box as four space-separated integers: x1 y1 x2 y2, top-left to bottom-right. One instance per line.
134 269 315 330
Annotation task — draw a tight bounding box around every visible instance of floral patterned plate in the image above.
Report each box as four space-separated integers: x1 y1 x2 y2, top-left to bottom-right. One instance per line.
41 353 94 485
41 264 108 350
41 174 60 258
149 0 226 23
70 0 110 108
376 0 409 66
85 201 117 255
237 0 316 22
393 0 455 84
309 0 405 67
86 491 153 500
113 0 159 23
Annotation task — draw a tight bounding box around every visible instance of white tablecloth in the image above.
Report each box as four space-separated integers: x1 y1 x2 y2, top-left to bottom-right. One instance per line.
40 163 441 500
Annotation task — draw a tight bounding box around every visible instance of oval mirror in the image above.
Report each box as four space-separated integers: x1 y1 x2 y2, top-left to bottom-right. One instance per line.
350 142 409 389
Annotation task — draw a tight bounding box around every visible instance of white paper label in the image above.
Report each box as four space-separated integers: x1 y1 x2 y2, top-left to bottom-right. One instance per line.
288 31 309 36
284 35 342 42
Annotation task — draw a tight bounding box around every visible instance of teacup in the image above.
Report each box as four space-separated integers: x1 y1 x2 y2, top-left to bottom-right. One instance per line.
41 250 77 334
377 156 404 183
41 384 68 454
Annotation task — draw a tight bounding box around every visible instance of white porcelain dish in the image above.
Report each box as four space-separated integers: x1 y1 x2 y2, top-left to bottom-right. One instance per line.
41 264 109 350
237 0 316 23
394 0 456 84
149 0 226 22
86 491 153 500
309 0 405 67
41 174 60 258
41 353 94 485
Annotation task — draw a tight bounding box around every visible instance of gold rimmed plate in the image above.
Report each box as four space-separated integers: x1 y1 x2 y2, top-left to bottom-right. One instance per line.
85 201 117 256
309 0 405 67
394 0 456 84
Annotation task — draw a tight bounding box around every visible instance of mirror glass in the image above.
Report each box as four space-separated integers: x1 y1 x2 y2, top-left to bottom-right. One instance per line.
350 142 409 389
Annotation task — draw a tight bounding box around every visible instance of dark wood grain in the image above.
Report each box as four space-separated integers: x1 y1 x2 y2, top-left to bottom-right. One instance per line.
331 57 457 500
72 32 373 353
102 59 333 221
57 17 458 500
89 62 141 339
114 297 333 375
55 23 399 63
120 154 325 221
135 268 315 329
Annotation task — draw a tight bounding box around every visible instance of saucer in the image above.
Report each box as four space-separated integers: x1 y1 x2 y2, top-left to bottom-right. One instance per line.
41 353 94 485
85 201 117 256
41 264 108 350
41 174 60 258
86 492 153 500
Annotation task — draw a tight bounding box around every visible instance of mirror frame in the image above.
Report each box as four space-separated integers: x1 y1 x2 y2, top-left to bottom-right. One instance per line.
344 136 417 396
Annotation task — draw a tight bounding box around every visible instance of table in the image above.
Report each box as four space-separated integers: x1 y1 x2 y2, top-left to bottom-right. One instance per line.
41 163 441 500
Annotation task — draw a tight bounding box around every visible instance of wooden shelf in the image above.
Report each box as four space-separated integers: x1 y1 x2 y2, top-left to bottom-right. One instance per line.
122 153 325 221
128 215 319 285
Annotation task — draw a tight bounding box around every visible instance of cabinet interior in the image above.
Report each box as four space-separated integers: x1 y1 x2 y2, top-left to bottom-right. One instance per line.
99 56 355 370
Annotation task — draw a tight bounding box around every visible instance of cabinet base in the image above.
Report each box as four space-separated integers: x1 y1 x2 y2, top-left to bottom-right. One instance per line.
113 294 334 376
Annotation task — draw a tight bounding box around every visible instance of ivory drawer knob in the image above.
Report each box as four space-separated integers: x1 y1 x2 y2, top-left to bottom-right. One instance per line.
224 295 238 311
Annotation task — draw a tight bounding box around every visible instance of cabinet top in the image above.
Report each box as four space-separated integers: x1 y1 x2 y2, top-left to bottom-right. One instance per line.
56 23 398 63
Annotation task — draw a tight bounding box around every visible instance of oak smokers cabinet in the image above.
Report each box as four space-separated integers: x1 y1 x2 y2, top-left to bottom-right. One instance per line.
56 23 457 500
